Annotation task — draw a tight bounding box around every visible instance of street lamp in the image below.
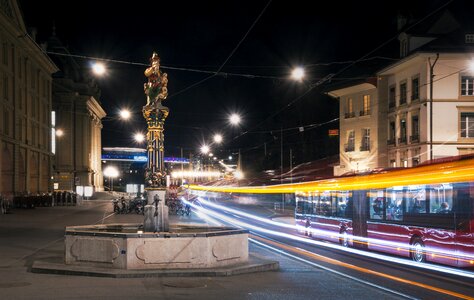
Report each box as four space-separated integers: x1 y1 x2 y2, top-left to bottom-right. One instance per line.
134 132 145 143
291 67 305 81
55 129 64 137
200 145 210 154
119 109 131 120
213 133 223 144
92 62 106 76
103 166 119 192
229 113 241 126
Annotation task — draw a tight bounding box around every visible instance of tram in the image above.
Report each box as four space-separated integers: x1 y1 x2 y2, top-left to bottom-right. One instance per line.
295 155 474 267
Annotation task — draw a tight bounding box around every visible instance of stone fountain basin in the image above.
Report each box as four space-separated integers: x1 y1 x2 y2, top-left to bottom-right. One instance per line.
65 223 248 270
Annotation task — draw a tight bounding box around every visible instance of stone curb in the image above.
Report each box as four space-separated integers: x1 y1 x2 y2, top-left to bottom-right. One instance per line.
30 256 279 278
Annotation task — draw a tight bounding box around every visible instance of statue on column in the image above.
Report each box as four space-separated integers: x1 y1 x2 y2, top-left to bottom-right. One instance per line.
144 52 169 110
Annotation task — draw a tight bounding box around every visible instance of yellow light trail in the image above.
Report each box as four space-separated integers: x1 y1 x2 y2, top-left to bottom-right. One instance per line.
188 158 474 194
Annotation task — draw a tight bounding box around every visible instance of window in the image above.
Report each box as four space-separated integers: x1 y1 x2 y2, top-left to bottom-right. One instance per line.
361 95 370 116
388 121 395 145
336 191 352 218
369 190 385 220
345 98 354 118
2 42 7 65
3 75 8 99
406 185 427 214
465 34 474 44
460 112 474 138
3 109 9 135
411 115 419 142
317 191 333 217
389 86 396 108
429 184 453 214
386 187 404 221
361 128 370 151
411 76 419 100
399 118 407 143
461 75 474 96
399 82 407 105
346 130 355 152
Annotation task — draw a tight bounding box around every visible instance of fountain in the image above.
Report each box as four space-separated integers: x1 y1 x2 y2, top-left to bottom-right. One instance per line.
32 52 278 276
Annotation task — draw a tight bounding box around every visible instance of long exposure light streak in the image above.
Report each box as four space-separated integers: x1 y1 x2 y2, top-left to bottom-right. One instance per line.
182 197 474 279
190 196 474 264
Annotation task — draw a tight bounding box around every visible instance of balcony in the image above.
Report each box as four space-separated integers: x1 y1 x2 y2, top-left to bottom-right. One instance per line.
359 109 370 117
410 135 419 143
360 143 370 152
387 138 395 145
344 112 356 119
398 137 407 144
344 143 355 152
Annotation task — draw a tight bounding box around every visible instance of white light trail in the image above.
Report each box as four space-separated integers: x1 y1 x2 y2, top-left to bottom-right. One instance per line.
182 197 474 279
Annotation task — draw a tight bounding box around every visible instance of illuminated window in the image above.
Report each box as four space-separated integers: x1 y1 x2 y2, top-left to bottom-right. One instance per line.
361 95 370 116
460 112 474 138
361 128 370 151
399 81 407 105
461 75 474 96
346 130 355 152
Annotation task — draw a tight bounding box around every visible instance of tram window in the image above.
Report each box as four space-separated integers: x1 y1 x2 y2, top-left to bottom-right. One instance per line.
386 187 403 221
369 190 385 220
336 191 352 218
309 192 318 216
406 185 427 214
295 193 305 214
429 184 453 214
319 191 332 216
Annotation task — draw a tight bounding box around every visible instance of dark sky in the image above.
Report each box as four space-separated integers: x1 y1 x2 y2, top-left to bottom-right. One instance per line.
18 0 454 169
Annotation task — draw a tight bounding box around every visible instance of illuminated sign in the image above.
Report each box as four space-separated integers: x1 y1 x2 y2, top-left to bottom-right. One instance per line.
133 156 148 161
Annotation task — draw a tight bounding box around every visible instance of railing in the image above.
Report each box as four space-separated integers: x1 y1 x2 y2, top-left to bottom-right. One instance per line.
344 112 356 119
410 135 419 143
387 138 395 145
398 137 407 144
344 143 355 152
360 143 370 151
359 109 371 116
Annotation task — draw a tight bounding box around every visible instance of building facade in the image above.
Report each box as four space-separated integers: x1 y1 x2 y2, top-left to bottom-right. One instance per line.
329 79 387 175
379 53 474 168
46 33 106 192
330 9 474 175
0 0 58 197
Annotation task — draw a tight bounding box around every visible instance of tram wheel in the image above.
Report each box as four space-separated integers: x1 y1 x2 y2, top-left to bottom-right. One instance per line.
411 238 426 263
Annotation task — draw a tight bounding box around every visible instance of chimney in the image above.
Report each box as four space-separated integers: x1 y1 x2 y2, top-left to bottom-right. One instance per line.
397 14 407 31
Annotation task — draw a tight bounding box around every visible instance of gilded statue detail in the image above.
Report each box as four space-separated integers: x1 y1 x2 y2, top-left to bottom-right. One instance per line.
144 52 168 107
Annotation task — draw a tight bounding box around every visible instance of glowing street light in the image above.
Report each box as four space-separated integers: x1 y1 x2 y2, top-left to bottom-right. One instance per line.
229 113 241 126
291 67 305 81
228 156 232 160
103 166 119 191
200 145 210 154
56 129 64 137
213 134 223 144
134 132 145 143
119 109 131 120
92 62 106 76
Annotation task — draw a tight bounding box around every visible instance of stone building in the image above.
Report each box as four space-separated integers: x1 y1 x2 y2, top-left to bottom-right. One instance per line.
0 0 58 196
329 9 474 175
45 33 106 192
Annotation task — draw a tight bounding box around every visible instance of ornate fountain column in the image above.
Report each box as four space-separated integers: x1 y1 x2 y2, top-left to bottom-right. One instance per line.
142 52 169 232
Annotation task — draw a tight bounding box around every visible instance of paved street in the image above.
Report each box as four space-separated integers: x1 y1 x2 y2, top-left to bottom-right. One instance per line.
0 197 403 300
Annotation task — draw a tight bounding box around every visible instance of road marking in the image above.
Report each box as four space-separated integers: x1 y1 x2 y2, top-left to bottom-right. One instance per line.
251 234 474 300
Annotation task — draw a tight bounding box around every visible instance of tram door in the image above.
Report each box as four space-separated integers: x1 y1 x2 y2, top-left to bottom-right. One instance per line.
352 190 368 250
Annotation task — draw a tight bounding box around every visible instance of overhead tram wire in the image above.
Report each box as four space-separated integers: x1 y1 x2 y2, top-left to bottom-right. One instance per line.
229 0 456 144
168 0 273 99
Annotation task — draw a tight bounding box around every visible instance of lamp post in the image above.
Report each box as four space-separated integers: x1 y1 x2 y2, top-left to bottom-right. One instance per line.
103 166 119 192
429 53 439 161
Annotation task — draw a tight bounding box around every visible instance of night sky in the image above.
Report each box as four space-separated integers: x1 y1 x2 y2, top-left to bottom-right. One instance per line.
18 0 455 172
